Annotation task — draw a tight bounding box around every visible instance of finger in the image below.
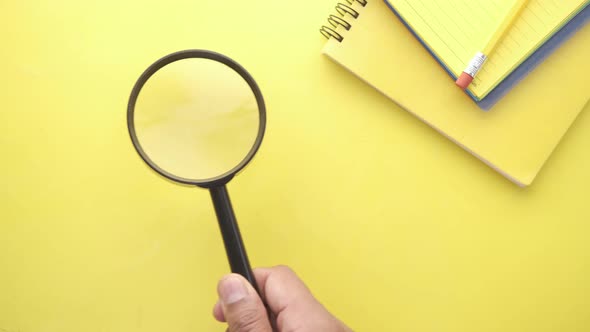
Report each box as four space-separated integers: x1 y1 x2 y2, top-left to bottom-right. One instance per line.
249 267 273 302
213 300 225 322
253 266 320 316
217 274 272 332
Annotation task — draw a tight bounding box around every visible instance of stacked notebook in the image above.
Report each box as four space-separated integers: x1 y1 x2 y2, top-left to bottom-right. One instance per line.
384 0 590 109
319 0 590 186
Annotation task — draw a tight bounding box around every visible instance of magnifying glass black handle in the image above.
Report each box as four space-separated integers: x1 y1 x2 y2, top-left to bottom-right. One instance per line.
210 185 277 329
209 185 259 292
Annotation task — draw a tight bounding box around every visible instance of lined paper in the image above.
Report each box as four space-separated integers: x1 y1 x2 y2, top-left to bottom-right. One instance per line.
388 0 589 98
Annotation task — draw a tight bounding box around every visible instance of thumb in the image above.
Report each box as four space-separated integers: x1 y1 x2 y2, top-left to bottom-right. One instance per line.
217 274 272 332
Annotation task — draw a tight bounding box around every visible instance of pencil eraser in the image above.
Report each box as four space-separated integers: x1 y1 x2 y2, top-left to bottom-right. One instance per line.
455 72 473 90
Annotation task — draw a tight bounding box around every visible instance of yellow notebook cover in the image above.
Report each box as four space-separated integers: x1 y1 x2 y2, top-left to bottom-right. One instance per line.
320 0 590 187
384 0 589 100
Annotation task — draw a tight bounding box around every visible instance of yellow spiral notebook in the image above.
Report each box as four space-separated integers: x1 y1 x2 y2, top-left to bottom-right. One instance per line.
319 0 590 186
384 0 589 101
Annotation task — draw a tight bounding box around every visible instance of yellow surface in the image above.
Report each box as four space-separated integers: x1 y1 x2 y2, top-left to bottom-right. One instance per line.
1 1 590 332
387 0 588 98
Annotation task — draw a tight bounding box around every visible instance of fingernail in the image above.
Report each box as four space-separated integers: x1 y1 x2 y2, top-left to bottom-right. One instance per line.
219 275 249 305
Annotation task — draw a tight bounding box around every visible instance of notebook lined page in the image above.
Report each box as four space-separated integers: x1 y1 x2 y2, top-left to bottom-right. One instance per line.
388 0 589 99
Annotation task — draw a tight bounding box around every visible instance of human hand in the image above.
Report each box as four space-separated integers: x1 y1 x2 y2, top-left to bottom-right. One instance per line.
213 266 352 332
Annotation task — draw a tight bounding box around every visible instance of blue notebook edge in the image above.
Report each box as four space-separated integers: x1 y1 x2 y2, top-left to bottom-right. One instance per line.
382 1 590 111
381 1 473 99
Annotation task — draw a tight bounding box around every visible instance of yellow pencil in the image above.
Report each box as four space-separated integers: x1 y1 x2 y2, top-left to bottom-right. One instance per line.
456 0 530 90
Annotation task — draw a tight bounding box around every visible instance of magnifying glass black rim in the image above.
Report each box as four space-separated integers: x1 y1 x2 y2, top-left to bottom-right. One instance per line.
127 49 266 188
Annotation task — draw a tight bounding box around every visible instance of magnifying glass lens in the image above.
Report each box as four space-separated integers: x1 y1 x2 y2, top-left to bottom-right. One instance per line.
133 58 260 181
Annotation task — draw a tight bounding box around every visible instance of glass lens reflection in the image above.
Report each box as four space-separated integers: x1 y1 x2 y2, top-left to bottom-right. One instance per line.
134 58 259 181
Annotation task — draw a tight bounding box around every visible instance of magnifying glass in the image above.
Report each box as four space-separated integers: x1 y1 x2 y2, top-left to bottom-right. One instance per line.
127 50 265 292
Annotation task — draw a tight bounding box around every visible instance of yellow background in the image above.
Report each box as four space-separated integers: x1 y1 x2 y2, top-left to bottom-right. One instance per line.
1 1 589 331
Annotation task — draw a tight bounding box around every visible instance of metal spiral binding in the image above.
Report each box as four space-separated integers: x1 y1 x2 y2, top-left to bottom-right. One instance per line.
320 0 367 42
